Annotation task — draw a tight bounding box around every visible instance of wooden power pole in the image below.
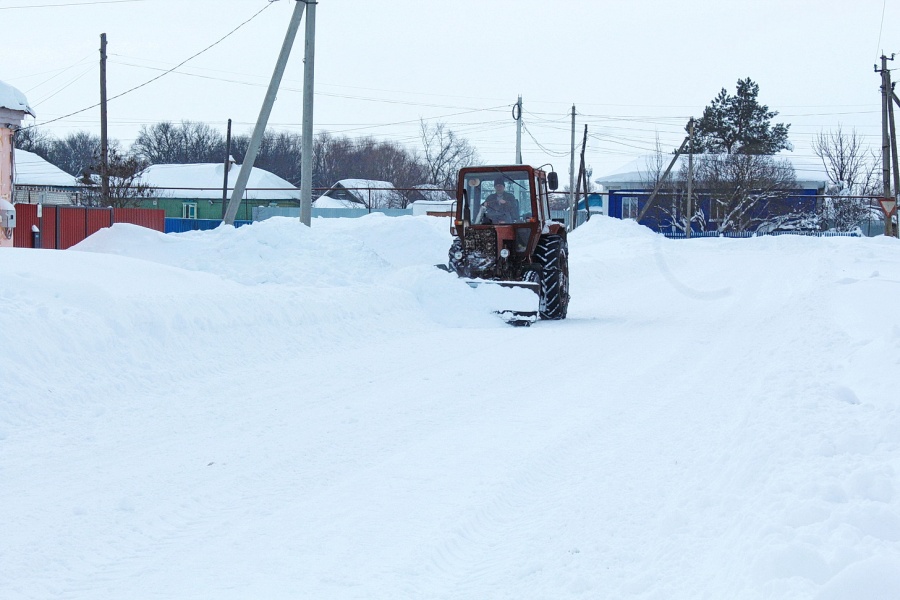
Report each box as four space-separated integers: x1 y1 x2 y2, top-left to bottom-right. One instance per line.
636 131 691 223
887 68 900 238
569 105 576 230
100 33 109 206
878 54 894 237
686 117 694 239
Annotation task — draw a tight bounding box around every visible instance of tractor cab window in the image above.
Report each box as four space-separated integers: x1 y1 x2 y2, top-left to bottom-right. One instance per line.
464 170 531 225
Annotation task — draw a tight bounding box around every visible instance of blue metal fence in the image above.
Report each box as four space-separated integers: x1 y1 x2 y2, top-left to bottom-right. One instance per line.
164 218 252 233
663 230 863 239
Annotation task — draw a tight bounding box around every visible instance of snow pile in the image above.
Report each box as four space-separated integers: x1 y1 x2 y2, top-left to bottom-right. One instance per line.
2 215 900 599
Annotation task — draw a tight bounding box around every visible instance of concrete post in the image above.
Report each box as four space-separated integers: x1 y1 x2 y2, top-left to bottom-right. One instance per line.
224 1 306 225
299 0 317 227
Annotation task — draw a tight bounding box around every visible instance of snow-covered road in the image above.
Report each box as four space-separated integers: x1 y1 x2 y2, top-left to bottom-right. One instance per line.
2 215 899 599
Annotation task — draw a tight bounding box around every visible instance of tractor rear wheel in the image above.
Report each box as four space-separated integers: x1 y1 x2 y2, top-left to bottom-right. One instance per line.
533 235 569 320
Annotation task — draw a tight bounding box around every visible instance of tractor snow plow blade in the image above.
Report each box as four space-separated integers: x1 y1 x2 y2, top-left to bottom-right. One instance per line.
494 310 538 327
464 279 540 294
463 279 540 326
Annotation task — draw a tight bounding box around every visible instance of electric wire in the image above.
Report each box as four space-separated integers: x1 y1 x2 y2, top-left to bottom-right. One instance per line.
522 123 569 158
0 0 148 9
876 0 887 59
24 53 95 94
33 65 96 108
21 2 273 131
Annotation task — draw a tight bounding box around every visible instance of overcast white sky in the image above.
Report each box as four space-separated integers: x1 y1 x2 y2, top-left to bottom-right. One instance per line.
3 0 899 182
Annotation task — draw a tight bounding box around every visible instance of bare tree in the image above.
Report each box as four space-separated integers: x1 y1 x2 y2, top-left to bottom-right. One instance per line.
12 127 53 158
312 131 353 190
813 125 881 232
231 129 304 186
80 149 155 208
132 120 225 165
312 132 428 206
419 119 479 190
40 131 106 177
694 153 800 233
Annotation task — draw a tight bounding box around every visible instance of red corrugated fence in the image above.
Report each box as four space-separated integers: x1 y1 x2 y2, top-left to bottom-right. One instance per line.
12 204 165 249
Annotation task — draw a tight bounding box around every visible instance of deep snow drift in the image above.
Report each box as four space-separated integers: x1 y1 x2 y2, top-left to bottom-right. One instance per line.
2 215 899 600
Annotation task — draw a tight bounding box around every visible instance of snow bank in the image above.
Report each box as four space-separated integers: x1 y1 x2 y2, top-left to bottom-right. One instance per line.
2 214 900 599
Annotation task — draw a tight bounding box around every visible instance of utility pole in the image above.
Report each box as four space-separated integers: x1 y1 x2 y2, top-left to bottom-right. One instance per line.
569 104 576 230
686 117 694 239
574 124 588 225
299 0 317 226
224 0 306 225
221 118 232 219
514 95 522 164
99 33 109 206
891 88 900 236
887 69 900 238
581 125 590 222
878 54 894 237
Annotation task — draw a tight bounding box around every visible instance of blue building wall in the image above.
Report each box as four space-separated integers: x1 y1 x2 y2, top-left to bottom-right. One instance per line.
607 188 819 233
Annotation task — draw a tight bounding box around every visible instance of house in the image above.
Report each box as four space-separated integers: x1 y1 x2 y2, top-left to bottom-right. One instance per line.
1 80 35 248
314 179 404 209
409 184 453 203
408 184 454 217
13 149 80 205
136 161 300 221
596 154 828 233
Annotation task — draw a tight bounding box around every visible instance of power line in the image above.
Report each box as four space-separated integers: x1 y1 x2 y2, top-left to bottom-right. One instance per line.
33 65 95 108
0 0 148 9
109 58 515 114
522 123 569 158
24 52 94 94
22 2 272 130
876 0 887 59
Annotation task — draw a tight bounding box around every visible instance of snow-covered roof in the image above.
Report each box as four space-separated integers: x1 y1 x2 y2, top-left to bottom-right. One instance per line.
138 163 299 200
336 179 395 190
13 149 76 187
322 179 404 208
313 195 362 209
0 80 35 117
597 153 828 190
411 184 454 202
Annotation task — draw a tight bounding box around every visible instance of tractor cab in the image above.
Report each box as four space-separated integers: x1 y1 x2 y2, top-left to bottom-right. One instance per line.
455 166 555 228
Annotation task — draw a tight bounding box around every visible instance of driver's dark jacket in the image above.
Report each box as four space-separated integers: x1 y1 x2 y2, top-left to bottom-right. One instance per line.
480 193 519 224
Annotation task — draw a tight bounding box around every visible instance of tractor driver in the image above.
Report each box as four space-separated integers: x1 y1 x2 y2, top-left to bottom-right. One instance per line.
477 178 520 224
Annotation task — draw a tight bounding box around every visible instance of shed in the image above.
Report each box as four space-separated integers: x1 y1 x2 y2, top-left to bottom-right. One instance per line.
317 179 404 209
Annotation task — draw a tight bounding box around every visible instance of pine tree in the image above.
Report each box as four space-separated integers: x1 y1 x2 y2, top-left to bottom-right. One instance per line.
694 78 791 155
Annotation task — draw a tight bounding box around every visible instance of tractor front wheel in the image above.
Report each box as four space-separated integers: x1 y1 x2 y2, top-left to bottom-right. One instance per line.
448 237 464 275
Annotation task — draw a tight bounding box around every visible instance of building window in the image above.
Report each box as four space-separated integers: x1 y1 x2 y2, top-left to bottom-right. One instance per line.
710 199 725 222
622 196 639 219
182 202 197 219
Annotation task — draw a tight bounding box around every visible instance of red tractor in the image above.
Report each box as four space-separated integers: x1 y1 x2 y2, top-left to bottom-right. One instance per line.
445 165 569 322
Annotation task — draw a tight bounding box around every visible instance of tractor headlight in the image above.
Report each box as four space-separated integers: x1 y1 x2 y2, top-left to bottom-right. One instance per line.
500 248 510 259
454 251 463 260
